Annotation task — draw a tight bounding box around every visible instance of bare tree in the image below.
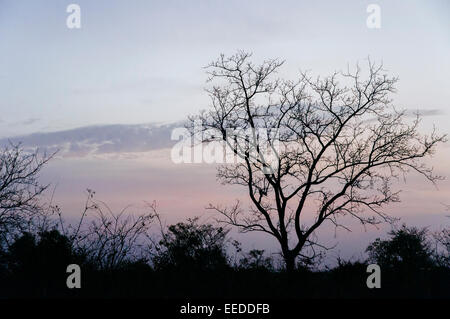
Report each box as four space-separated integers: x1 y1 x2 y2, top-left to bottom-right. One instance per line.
189 51 446 271
56 189 157 270
0 142 53 246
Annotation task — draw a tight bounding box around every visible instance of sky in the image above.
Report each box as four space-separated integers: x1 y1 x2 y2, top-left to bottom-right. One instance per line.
0 0 449 262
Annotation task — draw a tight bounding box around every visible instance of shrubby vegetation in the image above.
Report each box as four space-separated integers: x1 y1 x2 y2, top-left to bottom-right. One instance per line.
0 208 448 298
152 217 230 272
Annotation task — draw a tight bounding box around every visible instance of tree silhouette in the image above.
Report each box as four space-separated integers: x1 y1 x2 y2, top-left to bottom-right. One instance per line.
189 51 446 271
366 225 434 271
0 143 54 248
5 230 77 297
152 217 230 271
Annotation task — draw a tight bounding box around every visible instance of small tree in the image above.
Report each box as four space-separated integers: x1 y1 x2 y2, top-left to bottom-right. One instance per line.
366 225 434 271
5 230 76 296
152 218 230 271
189 51 446 271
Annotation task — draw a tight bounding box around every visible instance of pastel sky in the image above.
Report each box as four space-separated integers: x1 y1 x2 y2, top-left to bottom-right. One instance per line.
0 0 449 262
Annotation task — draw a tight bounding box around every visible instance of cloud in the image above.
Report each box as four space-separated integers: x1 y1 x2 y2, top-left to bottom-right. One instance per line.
0 122 185 157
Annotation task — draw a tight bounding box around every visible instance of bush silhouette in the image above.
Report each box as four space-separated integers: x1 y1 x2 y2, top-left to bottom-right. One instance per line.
366 225 434 272
0 219 448 298
153 218 230 271
4 230 80 297
238 249 274 271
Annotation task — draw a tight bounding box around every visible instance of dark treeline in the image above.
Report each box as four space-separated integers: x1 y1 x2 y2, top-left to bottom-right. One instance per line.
0 211 448 298
0 143 449 298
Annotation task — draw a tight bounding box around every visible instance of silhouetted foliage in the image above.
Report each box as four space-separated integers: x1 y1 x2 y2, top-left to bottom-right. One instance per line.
2 230 81 297
0 218 448 298
366 225 434 272
152 217 230 272
237 249 274 271
331 257 368 280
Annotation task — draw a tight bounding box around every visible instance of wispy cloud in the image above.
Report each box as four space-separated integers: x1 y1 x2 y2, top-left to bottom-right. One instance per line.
0 122 183 157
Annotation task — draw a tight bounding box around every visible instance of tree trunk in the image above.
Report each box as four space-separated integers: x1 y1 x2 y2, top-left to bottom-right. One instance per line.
284 253 296 273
